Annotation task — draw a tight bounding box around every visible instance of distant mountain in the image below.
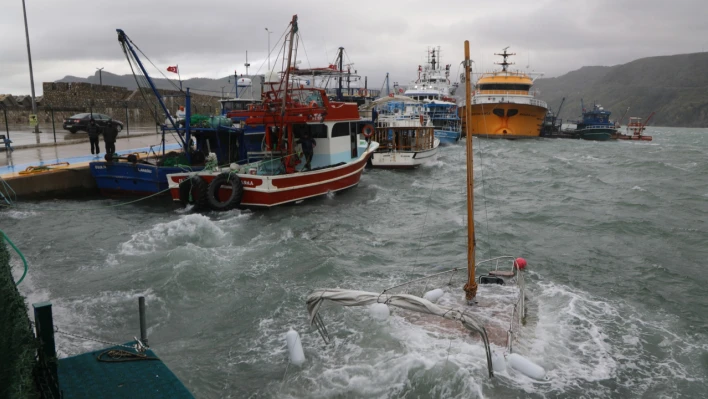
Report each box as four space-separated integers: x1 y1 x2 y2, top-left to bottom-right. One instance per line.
534 52 708 127
56 71 262 98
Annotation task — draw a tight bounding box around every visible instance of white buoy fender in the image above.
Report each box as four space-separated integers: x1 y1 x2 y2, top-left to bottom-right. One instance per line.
422 288 444 303
507 353 546 380
369 303 390 321
285 329 305 366
491 351 506 373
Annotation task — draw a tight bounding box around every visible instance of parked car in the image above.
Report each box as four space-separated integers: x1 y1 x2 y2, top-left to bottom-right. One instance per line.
62 113 124 134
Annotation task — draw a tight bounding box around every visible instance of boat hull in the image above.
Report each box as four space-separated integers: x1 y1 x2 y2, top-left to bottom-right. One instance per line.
434 129 461 145
167 143 378 208
464 103 546 138
578 128 615 141
370 139 439 169
90 162 202 196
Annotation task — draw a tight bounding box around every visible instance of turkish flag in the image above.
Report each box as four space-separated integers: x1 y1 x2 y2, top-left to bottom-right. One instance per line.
167 66 178 74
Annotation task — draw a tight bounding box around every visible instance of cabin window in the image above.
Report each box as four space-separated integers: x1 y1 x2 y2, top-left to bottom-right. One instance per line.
309 124 328 138
293 123 328 139
332 122 350 137
478 84 531 91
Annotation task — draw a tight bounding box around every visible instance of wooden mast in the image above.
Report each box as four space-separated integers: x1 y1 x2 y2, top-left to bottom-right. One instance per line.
280 15 298 153
463 40 478 302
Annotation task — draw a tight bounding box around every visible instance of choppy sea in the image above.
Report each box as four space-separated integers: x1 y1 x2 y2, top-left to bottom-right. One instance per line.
5 126 708 398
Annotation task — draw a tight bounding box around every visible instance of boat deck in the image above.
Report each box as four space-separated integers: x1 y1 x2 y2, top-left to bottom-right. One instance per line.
58 342 193 398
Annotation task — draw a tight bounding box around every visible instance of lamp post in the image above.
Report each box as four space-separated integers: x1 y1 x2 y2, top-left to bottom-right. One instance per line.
265 28 272 71
21 0 40 133
96 67 104 86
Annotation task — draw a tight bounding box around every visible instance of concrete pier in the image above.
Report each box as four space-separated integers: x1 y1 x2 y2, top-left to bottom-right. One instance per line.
1 133 180 200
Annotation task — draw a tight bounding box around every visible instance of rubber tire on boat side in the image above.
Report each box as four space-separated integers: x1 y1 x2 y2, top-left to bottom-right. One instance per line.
206 173 244 211
178 176 209 209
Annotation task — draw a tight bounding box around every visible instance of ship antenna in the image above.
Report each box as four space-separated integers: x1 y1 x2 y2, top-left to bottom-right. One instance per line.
494 46 515 72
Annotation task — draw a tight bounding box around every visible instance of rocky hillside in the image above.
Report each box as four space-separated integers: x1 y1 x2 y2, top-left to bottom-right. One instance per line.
57 71 262 98
534 52 708 127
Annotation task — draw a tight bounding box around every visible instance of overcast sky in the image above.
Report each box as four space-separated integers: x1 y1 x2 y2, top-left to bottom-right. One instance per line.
2 0 707 95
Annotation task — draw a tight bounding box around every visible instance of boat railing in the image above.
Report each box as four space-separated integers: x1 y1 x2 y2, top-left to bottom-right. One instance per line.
371 126 436 152
475 90 529 96
530 98 548 108
579 124 617 130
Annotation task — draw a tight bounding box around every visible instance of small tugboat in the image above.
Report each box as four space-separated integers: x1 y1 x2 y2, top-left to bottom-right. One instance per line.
616 113 654 141
460 47 548 138
304 40 546 382
366 96 439 168
165 15 379 209
566 101 617 141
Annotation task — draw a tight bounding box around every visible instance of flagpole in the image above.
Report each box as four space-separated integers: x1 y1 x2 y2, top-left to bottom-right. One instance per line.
177 64 182 90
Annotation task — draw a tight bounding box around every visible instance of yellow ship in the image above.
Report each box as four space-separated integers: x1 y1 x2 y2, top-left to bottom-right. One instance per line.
461 48 547 138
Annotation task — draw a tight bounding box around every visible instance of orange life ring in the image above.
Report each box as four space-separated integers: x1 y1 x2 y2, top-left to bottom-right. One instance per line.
361 124 374 138
388 93 394 98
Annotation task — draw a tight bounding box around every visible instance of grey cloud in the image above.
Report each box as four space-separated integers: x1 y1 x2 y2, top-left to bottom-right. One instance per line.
2 0 707 95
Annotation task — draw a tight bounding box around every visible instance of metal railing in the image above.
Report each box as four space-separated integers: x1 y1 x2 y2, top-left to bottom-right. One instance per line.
371 126 435 152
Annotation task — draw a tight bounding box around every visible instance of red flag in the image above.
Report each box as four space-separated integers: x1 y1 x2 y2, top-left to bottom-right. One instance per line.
167 66 178 74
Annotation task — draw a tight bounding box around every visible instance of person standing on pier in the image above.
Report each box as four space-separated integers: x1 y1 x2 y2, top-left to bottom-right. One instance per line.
103 120 118 157
87 119 100 155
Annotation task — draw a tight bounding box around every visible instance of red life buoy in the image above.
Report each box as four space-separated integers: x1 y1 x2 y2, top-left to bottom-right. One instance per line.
388 93 394 98
361 124 374 138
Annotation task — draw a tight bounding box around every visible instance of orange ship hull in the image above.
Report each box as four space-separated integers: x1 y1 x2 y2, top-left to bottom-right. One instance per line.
461 103 546 139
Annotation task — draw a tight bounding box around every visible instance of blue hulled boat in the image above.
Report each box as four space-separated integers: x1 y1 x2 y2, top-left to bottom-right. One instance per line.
90 30 254 196
572 102 617 141
424 102 461 144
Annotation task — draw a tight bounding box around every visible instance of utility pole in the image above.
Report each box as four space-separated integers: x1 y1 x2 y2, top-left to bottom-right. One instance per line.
265 28 272 71
21 0 40 133
96 67 104 86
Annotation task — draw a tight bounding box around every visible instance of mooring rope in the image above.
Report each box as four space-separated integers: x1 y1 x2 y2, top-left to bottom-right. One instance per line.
1 229 28 286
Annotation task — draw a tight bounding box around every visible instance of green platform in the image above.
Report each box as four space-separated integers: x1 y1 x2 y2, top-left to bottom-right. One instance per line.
58 342 193 399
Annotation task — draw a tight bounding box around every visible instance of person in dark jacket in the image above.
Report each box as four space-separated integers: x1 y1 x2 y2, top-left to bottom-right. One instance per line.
87 118 100 154
297 131 316 171
103 120 118 156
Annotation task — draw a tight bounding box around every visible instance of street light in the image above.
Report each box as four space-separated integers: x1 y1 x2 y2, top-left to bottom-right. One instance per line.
265 27 272 71
21 0 40 133
96 67 104 86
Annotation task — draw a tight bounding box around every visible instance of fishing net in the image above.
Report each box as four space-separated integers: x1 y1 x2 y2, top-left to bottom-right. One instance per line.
0 241 40 398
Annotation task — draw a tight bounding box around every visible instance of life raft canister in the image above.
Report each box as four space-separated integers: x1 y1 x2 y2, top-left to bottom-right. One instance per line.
361 124 374 139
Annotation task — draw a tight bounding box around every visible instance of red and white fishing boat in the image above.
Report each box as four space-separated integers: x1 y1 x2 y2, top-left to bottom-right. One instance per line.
616 113 654 141
166 15 378 209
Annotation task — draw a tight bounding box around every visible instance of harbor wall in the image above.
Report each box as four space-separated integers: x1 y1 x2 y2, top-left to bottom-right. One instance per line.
0 240 39 398
0 83 222 131
4 167 98 200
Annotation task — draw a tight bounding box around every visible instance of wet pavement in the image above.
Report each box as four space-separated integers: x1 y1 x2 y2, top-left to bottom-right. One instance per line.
0 133 181 175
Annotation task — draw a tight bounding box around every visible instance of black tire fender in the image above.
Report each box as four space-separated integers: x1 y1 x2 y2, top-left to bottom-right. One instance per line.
206 172 244 211
178 175 208 209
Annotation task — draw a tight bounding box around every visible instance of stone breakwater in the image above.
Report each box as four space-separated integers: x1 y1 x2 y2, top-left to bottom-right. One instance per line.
1 82 221 130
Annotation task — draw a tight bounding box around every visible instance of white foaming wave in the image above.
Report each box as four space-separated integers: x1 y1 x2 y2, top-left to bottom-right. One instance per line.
288 311 487 399
511 280 705 396
4 209 39 219
631 186 646 191
119 214 226 256
422 159 445 168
